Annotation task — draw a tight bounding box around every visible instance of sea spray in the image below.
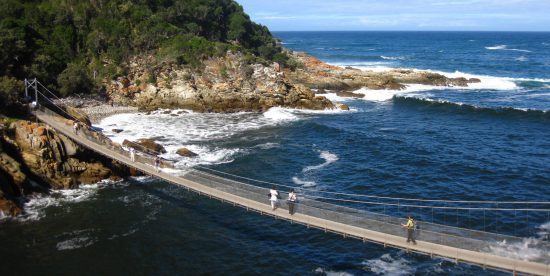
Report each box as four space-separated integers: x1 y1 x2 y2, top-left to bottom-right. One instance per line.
303 151 339 172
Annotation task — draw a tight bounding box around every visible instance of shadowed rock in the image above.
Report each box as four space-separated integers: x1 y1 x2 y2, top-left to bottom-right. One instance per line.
336 91 365 98
123 138 167 155
176 148 198 157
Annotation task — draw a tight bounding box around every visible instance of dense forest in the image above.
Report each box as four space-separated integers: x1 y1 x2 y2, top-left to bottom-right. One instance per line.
0 0 286 112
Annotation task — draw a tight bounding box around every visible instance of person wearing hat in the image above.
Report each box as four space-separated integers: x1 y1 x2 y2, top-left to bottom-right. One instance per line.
401 215 417 244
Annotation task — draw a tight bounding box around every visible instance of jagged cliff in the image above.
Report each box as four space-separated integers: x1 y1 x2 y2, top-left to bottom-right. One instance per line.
0 118 129 216
106 52 334 112
105 50 482 112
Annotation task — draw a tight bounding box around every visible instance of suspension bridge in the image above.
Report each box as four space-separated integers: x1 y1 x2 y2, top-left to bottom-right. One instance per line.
25 79 550 275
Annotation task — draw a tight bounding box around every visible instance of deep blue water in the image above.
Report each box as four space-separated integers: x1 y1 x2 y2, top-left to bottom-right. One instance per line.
1 32 550 275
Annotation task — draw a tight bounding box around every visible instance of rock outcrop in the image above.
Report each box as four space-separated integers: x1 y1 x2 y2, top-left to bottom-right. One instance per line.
105 50 483 113
286 52 482 92
176 147 198 157
0 118 130 217
107 52 334 112
123 138 166 155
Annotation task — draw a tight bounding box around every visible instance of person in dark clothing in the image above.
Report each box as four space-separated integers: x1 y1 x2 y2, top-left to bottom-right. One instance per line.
154 156 161 172
287 189 297 215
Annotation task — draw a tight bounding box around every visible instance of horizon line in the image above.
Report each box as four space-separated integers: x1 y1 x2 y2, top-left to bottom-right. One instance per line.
271 30 550 33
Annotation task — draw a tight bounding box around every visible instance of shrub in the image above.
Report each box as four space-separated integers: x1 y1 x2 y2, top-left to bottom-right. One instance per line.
57 63 93 96
0 76 23 114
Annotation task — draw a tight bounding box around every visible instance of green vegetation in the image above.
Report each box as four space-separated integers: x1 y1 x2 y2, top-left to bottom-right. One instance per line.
0 0 286 105
0 76 23 113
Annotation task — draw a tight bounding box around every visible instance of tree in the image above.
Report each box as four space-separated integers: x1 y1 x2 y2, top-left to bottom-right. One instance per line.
57 63 93 96
0 76 23 113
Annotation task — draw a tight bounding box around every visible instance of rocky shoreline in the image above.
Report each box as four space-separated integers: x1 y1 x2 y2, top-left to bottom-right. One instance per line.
104 51 482 112
0 49 486 218
80 105 139 124
0 116 133 217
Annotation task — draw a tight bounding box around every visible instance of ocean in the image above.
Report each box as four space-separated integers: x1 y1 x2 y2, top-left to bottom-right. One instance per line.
1 32 549 275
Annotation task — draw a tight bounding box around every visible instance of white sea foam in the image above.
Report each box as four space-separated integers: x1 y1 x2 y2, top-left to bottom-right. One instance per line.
516 56 528 62
485 44 532 53
328 61 395 72
98 106 349 172
362 253 415 276
263 107 299 122
98 109 289 169
488 237 550 261
292 176 316 187
418 70 519 91
381 56 405 60
353 88 405 102
314 267 354 276
488 222 550 262
303 151 339 172
17 183 106 222
485 45 508 50
329 63 523 99
254 142 280 150
56 236 97 251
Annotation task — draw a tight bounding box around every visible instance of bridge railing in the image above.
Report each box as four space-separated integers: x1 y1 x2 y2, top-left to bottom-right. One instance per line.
186 168 550 264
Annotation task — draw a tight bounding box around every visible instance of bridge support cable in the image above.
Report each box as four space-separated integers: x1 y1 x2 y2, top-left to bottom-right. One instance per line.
32 106 550 275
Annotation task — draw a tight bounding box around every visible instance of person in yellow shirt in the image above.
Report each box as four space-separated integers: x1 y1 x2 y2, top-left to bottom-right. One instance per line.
401 215 417 244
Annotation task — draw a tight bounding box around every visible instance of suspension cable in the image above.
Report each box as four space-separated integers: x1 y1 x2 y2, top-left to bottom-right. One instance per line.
193 165 550 205
32 88 550 208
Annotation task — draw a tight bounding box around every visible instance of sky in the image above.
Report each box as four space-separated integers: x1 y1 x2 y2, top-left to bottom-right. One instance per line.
236 0 550 31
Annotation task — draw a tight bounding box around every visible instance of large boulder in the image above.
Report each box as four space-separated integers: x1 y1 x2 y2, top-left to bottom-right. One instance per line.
123 138 166 155
176 147 198 157
335 103 350 111
65 106 92 126
335 91 365 98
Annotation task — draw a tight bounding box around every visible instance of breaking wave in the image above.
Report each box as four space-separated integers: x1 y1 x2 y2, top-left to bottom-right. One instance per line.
381 56 405 60
485 45 532 53
303 151 339 172
392 96 550 120
488 222 550 262
16 182 111 222
362 253 415 276
292 176 316 187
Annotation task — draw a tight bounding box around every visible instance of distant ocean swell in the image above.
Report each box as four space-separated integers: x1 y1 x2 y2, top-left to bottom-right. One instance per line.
392 96 550 120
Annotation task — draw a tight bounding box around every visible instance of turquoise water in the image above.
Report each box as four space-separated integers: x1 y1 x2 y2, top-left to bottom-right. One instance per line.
1 32 550 275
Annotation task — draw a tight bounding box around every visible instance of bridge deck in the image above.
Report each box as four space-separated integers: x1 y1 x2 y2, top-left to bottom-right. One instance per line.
35 109 550 276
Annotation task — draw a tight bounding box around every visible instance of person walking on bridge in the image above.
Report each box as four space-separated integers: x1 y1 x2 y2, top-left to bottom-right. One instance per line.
269 186 280 210
287 189 297 215
73 122 79 135
154 156 161 172
129 147 135 162
401 215 417 245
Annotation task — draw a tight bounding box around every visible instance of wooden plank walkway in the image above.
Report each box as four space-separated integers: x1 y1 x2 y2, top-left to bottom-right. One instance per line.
35 109 550 276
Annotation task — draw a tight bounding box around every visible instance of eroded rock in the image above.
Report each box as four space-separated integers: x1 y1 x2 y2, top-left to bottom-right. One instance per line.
123 138 166 155
176 148 198 157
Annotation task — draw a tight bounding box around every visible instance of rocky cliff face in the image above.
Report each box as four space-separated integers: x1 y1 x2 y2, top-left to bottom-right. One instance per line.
0 119 128 217
107 52 335 112
106 50 482 112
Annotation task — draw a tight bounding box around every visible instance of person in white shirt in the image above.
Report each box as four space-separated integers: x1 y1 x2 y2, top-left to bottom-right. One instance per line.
129 147 135 162
269 186 279 210
287 189 297 215
73 122 79 134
